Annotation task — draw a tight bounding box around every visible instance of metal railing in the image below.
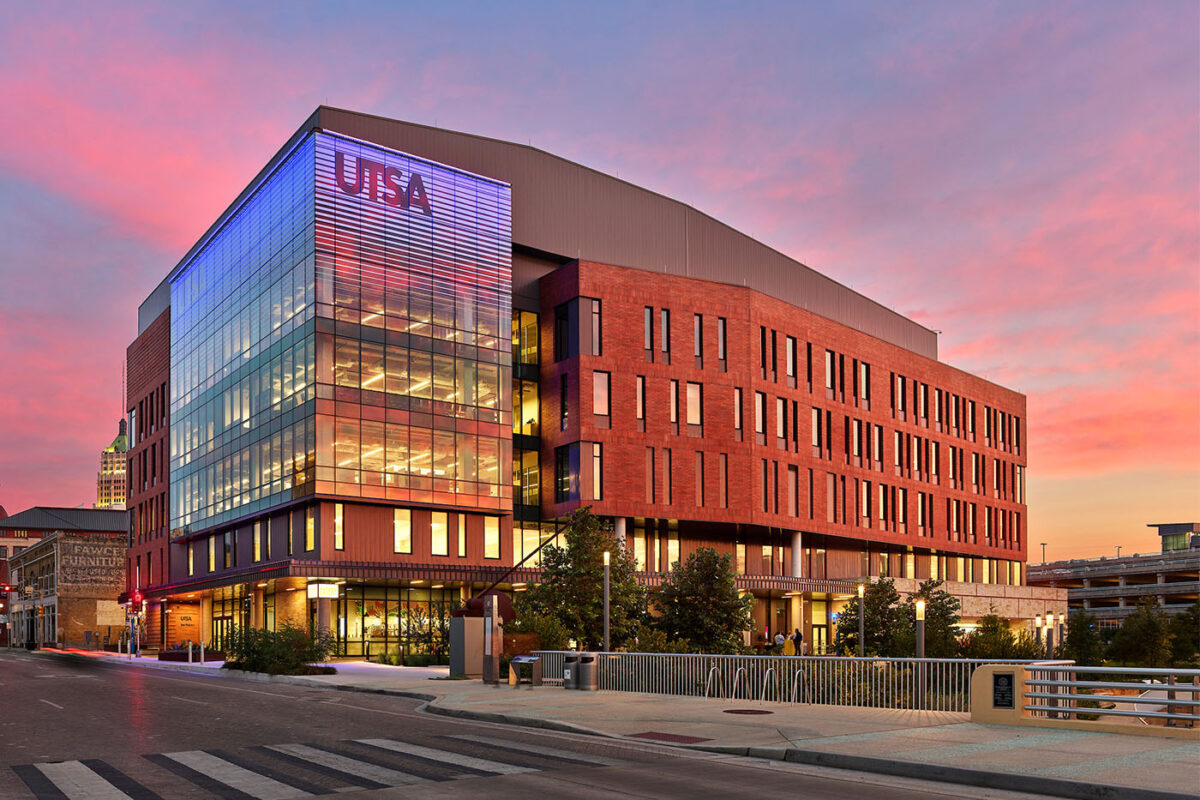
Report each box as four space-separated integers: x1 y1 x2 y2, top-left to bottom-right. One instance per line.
1025 664 1200 726
534 651 1034 712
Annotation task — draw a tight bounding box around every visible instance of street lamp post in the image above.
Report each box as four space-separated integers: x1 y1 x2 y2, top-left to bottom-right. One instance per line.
1044 610 1055 659
915 599 927 708
1035 614 1043 647
602 551 611 652
857 582 865 658
1040 542 1047 564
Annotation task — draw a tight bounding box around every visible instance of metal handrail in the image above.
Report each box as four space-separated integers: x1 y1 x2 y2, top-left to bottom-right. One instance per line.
1022 664 1200 726
704 665 723 699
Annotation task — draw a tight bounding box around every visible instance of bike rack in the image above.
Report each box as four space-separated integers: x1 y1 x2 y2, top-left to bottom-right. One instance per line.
704 665 724 699
790 668 807 704
760 666 780 703
730 666 749 701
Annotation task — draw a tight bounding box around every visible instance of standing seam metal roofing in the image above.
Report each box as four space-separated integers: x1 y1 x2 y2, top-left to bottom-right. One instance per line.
139 106 937 360
0 506 128 533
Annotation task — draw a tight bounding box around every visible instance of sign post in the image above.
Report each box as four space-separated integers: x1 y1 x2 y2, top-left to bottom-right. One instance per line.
481 594 500 685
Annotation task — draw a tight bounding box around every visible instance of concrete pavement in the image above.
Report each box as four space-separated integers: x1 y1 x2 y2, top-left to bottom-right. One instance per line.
22 647 1200 799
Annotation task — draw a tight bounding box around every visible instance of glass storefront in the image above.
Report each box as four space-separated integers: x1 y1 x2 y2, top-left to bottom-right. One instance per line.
334 584 459 660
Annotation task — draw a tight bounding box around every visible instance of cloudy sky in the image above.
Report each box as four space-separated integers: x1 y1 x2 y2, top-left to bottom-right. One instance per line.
0 1 1195 559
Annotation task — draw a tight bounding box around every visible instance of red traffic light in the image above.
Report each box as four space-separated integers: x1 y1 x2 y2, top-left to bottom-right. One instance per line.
132 591 143 604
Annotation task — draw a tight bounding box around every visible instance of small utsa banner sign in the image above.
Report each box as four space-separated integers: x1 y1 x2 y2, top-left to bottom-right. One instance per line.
334 151 432 215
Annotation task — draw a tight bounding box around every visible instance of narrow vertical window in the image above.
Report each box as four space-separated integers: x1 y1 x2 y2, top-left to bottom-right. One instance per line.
660 308 670 357
590 299 602 356
592 371 610 417
208 535 216 572
187 542 195 576
334 503 344 550
693 313 703 359
669 380 679 425
717 317 727 362
786 336 796 381
484 517 500 559
593 442 603 500
719 453 728 508
646 447 656 502
394 508 412 553
287 513 294 557
643 306 653 355
755 392 766 436
734 388 743 434
686 382 702 428
636 376 646 421
305 507 315 551
695 451 705 507
664 448 673 504
825 350 835 396
560 373 569 431
431 511 448 556
458 514 467 557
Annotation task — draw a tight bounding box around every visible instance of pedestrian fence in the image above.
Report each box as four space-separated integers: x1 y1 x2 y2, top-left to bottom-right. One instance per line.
1024 664 1200 726
533 651 1037 713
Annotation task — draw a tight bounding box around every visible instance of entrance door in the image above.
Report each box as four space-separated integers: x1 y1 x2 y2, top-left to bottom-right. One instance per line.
811 625 828 655
212 617 233 651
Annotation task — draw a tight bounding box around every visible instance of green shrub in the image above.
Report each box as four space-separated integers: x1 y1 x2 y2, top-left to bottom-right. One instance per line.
222 623 337 675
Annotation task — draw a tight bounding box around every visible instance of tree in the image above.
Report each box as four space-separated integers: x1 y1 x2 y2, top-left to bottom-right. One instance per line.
959 611 1042 659
521 507 646 649
1107 598 1172 667
1168 600 1200 666
897 579 962 658
1061 610 1104 666
652 546 753 653
834 578 908 656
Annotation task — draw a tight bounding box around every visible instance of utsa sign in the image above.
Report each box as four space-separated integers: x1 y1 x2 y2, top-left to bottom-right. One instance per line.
335 151 432 216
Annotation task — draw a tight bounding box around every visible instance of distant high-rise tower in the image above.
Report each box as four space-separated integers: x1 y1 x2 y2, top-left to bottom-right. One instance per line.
95 420 128 509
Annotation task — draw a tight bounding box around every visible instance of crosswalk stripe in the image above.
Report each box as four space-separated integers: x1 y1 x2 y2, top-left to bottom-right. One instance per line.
163 751 312 799
143 753 257 800
446 734 625 766
355 738 536 775
205 750 336 796
11 764 70 800
264 744 429 787
34 761 130 800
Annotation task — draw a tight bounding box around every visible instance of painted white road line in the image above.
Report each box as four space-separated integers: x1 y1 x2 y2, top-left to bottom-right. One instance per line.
164 750 310 800
39 699 64 709
447 734 624 766
35 761 131 800
170 695 207 704
266 743 429 786
357 738 536 775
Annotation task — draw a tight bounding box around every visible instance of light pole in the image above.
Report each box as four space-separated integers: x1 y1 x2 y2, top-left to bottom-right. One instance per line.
857 582 865 658
1040 542 1047 563
915 600 926 659
1115 546 1122 558
1035 614 1043 647
602 551 611 652
915 599 927 708
1057 612 1065 651
1044 610 1055 659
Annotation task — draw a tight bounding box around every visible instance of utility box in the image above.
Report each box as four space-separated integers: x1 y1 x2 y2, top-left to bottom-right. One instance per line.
449 616 484 678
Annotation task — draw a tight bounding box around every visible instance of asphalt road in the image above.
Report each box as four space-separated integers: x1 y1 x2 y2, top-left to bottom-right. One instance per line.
0 650 1053 799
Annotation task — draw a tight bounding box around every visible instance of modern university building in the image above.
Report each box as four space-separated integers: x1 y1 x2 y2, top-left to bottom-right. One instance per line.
124 107 1048 658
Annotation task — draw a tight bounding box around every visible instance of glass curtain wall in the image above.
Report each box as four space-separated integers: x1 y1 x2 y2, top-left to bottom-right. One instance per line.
334 584 459 660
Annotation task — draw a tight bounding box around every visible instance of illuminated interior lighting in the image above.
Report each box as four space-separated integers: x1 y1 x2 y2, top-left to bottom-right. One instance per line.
410 379 431 392
361 373 384 388
361 313 380 323
431 584 444 589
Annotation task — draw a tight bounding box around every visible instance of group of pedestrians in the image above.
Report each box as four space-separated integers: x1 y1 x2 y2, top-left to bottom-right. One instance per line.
772 628 805 656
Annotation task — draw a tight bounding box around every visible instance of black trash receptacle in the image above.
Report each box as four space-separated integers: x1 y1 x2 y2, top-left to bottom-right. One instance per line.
563 653 580 689
578 652 598 691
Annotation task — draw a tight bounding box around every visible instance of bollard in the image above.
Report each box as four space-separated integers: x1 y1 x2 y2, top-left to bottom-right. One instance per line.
200 641 205 663
188 641 193 663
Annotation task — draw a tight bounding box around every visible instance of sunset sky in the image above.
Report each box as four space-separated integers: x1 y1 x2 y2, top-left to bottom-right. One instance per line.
0 1 1195 560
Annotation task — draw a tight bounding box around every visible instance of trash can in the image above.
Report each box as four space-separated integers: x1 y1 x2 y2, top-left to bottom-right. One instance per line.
563 654 580 689
578 652 599 691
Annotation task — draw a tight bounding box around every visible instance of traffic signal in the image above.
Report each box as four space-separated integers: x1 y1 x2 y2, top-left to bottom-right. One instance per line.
131 591 144 614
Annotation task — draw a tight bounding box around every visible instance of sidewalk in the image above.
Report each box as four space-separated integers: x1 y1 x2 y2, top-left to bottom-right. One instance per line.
23 648 1200 799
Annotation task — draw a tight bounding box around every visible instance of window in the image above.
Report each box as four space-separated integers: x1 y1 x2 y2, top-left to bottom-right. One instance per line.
860 362 870 404
592 443 603 500
636 376 646 421
717 317 727 362
394 509 412 553
589 299 602 356
458 515 467 557
593 371 610 417
305 508 315 551
686 382 702 427
759 327 768 373
208 536 216 571
719 453 729 508
645 447 656 502
669 380 679 425
555 444 580 502
560 374 569 431
253 521 262 562
825 350 835 394
553 300 577 361
695 451 705 506
187 542 194 576
287 513 294 557
431 512 448 556
334 503 344 550
811 407 822 450
736 541 746 574
776 397 786 441
664 448 673 504
484 517 500 559
734 388 743 433
693 314 703 359
786 336 796 379
754 392 766 435
787 465 799 516
643 306 653 352
223 531 233 568
660 308 670 356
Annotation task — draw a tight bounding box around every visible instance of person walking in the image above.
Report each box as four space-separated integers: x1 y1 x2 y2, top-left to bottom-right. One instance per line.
792 628 805 656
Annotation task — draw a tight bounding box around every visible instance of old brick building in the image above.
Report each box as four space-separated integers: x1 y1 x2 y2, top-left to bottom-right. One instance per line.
125 107 1041 656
